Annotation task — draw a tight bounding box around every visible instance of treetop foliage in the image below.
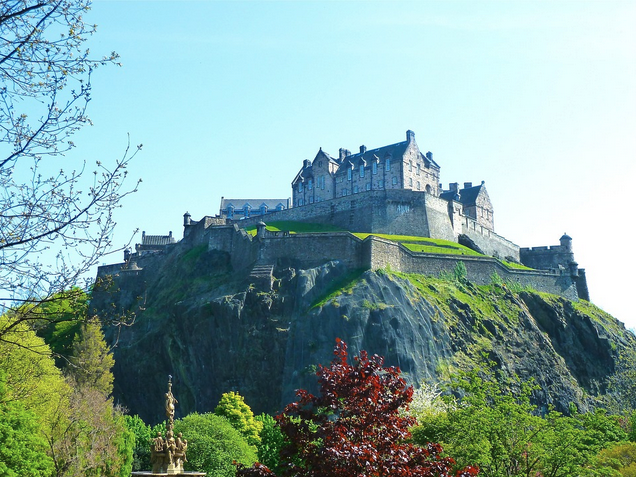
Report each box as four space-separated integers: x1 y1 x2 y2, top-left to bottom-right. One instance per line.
214 391 263 447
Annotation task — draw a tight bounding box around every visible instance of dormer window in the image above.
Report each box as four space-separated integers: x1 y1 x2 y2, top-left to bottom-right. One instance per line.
260 204 268 215
244 205 251 218
227 206 234 219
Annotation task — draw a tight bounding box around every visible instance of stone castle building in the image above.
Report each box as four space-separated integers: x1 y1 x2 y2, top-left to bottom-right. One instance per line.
100 129 590 302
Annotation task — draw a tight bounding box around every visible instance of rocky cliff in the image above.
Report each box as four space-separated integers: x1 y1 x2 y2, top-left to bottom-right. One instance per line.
93 242 635 424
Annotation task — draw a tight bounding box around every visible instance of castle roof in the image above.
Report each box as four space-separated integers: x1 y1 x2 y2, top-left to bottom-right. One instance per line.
440 183 486 206
220 198 289 210
141 233 176 246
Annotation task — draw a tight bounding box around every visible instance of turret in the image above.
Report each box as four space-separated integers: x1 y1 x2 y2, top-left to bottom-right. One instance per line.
559 233 572 253
183 211 192 226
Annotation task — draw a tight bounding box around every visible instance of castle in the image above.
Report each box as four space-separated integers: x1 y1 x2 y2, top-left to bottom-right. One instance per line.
101 130 589 302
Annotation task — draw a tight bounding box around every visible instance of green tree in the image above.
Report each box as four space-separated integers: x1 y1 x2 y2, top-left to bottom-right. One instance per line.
214 391 263 446
124 415 153 471
411 366 627 477
0 372 54 477
69 318 115 397
173 413 257 476
596 442 636 476
254 413 285 474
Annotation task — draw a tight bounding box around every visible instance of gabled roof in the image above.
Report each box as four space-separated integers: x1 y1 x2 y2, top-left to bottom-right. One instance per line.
338 140 410 171
457 184 484 206
440 184 487 206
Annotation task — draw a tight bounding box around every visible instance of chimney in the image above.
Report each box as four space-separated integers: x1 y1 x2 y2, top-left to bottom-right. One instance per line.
169 231 173 239
426 151 433 161
406 130 415 142
449 182 459 192
464 182 472 189
360 145 367 154
303 159 310 168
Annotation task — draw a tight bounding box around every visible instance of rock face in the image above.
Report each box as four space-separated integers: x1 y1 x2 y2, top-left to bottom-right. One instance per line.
93 244 635 424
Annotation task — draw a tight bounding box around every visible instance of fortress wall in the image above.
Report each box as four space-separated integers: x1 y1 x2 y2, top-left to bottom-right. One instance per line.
229 189 456 240
365 236 578 300
260 233 364 269
519 245 574 271
207 225 258 272
462 218 520 261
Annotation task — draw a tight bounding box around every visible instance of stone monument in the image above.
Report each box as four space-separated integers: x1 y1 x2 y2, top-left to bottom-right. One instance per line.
132 376 204 476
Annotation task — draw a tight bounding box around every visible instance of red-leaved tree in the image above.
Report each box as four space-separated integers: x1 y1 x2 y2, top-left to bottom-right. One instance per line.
237 339 478 477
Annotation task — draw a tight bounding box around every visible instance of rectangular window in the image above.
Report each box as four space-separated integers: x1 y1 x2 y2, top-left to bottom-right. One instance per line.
309 196 314 204
417 164 421 175
385 159 391 171
409 161 412 172
373 162 377 174
360 164 364 178
298 182 303 192
392 176 398 185
378 180 384 188
348 168 352 181
366 183 371 191
308 179 313 190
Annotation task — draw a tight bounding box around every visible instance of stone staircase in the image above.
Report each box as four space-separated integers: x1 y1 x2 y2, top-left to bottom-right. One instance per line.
249 261 274 291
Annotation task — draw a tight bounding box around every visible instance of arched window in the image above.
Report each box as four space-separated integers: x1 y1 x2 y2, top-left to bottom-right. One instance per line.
425 184 431 194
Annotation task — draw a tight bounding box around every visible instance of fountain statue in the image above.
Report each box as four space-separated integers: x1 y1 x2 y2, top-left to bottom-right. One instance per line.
132 376 205 476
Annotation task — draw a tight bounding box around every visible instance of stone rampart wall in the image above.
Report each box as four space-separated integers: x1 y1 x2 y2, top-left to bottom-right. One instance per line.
260 232 365 269
207 224 257 272
364 236 578 300
462 217 520 261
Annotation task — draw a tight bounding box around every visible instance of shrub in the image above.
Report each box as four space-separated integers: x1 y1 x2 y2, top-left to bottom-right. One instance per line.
174 413 257 476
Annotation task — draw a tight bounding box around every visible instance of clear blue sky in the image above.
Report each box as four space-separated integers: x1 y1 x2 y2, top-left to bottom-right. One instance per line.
74 1 635 327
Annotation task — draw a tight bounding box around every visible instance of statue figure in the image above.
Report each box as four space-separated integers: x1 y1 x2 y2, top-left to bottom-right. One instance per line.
174 432 188 467
165 376 178 424
150 431 167 473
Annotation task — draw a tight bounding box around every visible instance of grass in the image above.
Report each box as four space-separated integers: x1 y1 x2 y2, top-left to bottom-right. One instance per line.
244 221 346 236
499 259 534 271
353 233 483 256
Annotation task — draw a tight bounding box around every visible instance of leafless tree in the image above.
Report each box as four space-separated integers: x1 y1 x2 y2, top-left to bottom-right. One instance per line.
0 1 141 343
